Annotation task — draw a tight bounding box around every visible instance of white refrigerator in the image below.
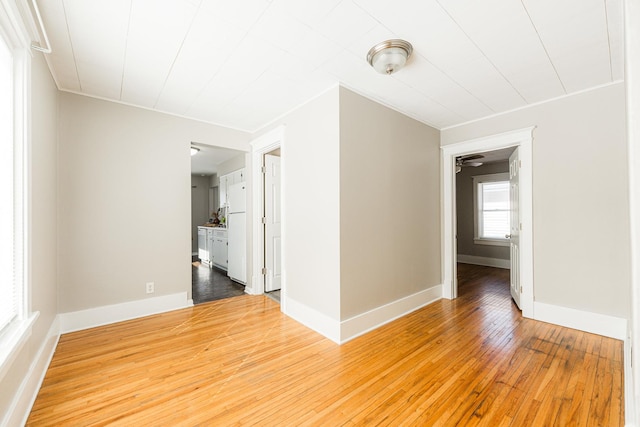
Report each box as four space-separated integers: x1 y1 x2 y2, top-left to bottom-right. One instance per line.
227 182 246 284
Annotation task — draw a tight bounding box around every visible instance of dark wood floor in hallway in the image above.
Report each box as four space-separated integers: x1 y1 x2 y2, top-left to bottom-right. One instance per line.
191 255 245 304
28 263 624 426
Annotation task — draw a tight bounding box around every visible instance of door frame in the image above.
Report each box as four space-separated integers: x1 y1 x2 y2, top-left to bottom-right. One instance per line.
249 126 285 308
441 126 535 318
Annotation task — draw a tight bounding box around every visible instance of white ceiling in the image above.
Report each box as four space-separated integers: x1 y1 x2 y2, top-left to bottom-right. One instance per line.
190 143 242 175
37 0 623 133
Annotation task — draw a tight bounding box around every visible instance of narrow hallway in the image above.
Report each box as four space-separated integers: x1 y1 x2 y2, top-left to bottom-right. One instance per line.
192 256 244 304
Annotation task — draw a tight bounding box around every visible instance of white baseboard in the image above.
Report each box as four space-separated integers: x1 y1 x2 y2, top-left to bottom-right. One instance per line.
457 254 510 269
283 297 341 344
533 302 626 340
340 285 443 344
625 335 637 427
59 292 193 334
283 286 443 345
3 316 60 427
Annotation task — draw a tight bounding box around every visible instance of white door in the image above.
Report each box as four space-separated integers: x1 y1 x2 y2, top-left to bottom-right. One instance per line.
264 154 281 292
509 148 521 309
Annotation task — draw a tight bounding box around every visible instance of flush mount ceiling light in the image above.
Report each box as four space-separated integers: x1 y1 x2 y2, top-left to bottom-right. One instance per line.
367 39 413 75
190 147 200 156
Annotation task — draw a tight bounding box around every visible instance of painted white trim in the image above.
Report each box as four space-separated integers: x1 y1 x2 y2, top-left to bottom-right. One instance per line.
442 127 535 320
457 255 510 269
340 285 442 344
249 126 286 311
625 1 640 425
533 302 626 340
284 296 340 344
626 335 637 427
2 315 60 427
58 292 192 334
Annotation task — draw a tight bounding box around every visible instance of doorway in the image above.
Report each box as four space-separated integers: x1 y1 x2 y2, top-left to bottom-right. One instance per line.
250 126 285 310
455 147 514 309
442 127 535 318
190 143 248 304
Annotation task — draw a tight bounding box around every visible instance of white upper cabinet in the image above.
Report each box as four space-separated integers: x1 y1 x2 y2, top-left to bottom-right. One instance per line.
219 168 245 207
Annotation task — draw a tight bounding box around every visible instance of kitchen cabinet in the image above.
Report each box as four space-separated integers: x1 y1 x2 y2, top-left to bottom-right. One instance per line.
197 226 209 264
219 175 228 208
206 228 215 267
198 226 227 269
219 168 245 208
212 229 228 270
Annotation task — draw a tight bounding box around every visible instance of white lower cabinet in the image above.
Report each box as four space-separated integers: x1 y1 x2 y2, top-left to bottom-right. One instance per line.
198 226 227 269
206 228 215 266
212 229 228 271
197 227 208 263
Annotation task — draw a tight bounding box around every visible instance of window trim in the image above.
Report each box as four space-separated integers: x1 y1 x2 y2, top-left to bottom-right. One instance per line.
0 0 38 383
473 172 510 247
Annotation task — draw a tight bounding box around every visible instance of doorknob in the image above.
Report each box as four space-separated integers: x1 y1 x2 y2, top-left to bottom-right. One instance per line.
505 234 511 239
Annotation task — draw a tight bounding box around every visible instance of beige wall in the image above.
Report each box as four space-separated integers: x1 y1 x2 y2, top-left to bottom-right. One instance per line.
442 83 630 318
58 93 250 312
339 87 441 319
255 87 342 320
456 161 510 260
218 153 246 177
0 53 59 420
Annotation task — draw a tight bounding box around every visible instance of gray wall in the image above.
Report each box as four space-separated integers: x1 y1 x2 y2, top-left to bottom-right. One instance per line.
58 93 250 311
0 53 59 421
339 87 441 319
456 161 510 260
442 82 630 319
191 175 210 254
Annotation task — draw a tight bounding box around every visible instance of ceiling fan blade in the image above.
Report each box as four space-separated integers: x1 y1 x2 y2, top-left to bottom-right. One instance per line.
459 154 485 161
465 162 483 167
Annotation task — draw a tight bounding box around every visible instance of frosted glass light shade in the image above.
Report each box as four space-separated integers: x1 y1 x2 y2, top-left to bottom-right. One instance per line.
367 40 413 75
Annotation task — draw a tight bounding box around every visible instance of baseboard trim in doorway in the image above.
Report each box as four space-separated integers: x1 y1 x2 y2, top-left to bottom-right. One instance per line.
533 301 626 340
59 292 193 334
457 255 510 269
340 285 443 344
284 297 341 344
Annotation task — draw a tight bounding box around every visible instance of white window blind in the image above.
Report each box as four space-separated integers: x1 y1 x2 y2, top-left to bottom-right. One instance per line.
478 181 510 239
472 172 510 246
0 34 16 333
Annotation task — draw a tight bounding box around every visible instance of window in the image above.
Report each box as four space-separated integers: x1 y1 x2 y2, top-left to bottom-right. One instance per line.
0 2 37 381
473 173 510 246
0 30 16 333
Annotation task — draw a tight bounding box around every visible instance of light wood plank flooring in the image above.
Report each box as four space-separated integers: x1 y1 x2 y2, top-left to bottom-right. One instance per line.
28 264 624 426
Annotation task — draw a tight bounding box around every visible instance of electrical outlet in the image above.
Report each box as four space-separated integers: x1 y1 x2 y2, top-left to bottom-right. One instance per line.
146 282 154 294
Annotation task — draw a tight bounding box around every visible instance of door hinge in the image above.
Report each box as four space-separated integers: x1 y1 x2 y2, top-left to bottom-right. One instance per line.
261 217 267 224
519 159 522 168
261 166 266 174
520 285 523 293
262 267 267 275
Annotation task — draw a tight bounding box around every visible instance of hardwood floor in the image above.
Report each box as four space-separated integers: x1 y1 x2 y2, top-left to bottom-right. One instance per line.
28 263 624 426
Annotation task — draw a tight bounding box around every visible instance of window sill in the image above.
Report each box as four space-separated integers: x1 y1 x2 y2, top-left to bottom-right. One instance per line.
0 311 39 382
474 238 510 247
